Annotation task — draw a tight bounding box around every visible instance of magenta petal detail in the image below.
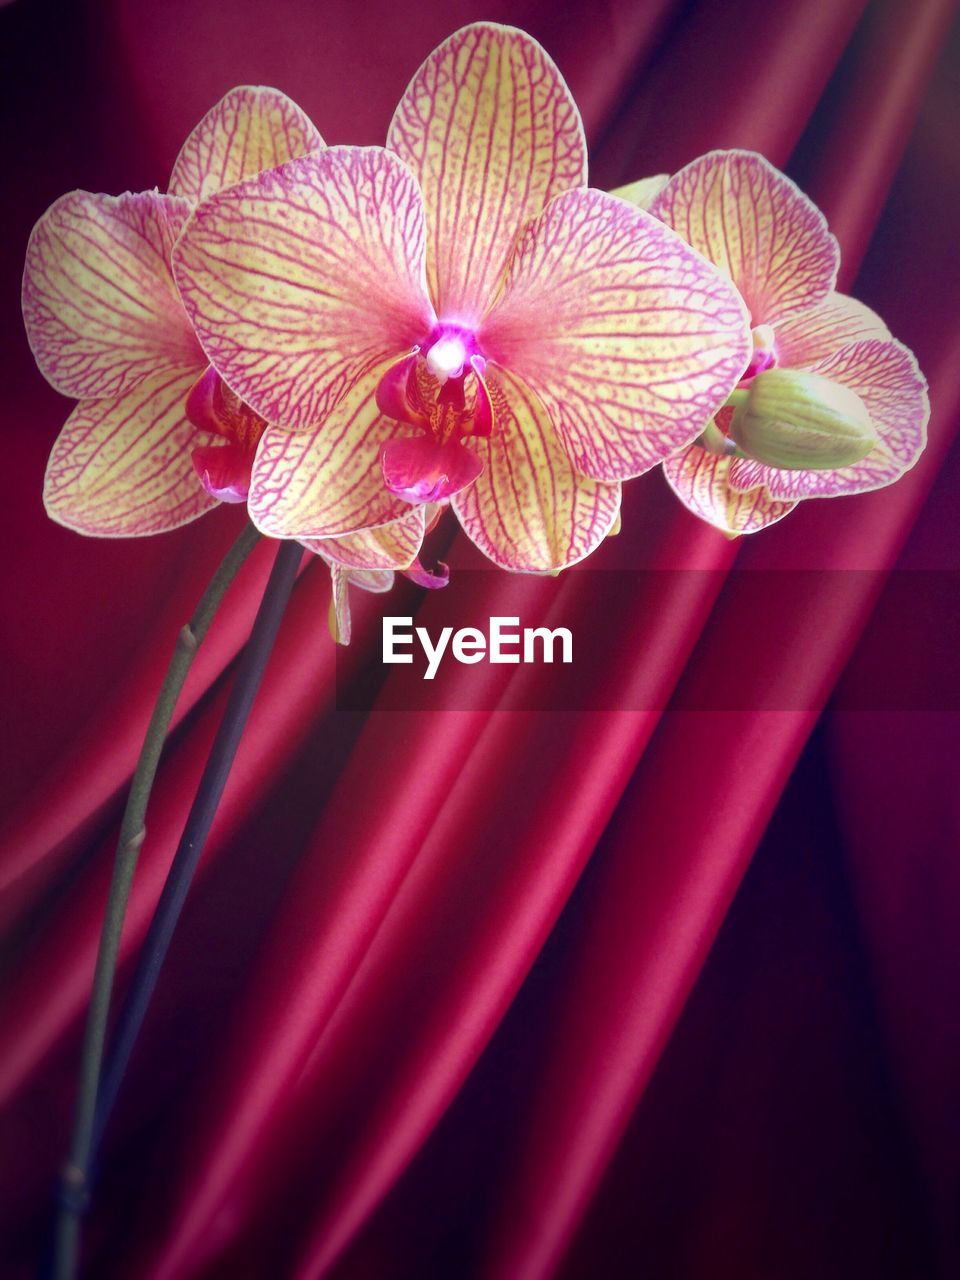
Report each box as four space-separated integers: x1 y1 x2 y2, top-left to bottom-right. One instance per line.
375 351 428 425
381 435 483 504
185 365 224 434
403 558 450 589
773 292 891 371
191 443 253 503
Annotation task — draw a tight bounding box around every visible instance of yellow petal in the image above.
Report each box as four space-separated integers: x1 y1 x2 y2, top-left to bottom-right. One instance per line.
481 188 752 482
651 149 839 324
174 147 435 431
304 507 425 571
169 86 325 203
610 174 669 210
388 22 587 319
23 191 201 399
453 367 621 571
663 445 795 534
247 367 412 539
43 366 217 536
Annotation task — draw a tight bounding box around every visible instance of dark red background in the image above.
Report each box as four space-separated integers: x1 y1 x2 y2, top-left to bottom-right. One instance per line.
1 0 958 1276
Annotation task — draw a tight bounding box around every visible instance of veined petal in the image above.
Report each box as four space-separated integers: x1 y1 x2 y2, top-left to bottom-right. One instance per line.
651 150 839 324
481 188 752 483
169 86 325 203
610 175 670 210
663 446 796 534
761 338 929 500
173 147 436 430
775 291 891 370
247 369 412 539
348 568 395 593
23 191 201 399
303 506 425 571
453 367 620 572
387 22 587 320
43 366 217 536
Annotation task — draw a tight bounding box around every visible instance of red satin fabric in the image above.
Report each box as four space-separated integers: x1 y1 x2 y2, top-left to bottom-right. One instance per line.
2 1 958 1277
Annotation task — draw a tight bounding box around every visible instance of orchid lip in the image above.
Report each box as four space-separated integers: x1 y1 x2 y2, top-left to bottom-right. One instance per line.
380 435 483 505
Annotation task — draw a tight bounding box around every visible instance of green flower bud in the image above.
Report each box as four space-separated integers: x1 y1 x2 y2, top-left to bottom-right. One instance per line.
730 368 878 470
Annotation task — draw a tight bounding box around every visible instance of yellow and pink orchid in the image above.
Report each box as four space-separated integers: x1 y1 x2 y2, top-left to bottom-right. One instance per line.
635 150 929 533
172 23 754 573
23 86 324 534
23 86 444 631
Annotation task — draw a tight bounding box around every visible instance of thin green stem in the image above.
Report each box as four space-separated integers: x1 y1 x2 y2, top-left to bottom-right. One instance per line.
48 521 261 1280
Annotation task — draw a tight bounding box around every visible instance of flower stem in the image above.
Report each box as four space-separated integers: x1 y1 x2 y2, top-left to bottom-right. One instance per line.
48 520 261 1280
91 536 303 1153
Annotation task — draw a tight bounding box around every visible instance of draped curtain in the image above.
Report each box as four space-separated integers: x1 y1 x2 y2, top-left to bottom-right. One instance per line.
1 0 958 1276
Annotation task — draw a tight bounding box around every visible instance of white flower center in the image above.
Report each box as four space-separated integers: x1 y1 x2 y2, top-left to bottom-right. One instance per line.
426 334 467 383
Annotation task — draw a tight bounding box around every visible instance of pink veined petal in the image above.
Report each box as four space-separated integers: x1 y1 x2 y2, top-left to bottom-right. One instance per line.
774 291 891 370
246 368 413 540
387 22 587 320
349 568 395 593
481 187 752 484
610 174 670 210
302 506 425 571
191 441 253 503
43 366 218 536
453 366 621 572
651 149 840 325
169 85 325 204
173 147 436 431
381 435 483 504
23 191 202 399
761 337 929 501
663 445 796 535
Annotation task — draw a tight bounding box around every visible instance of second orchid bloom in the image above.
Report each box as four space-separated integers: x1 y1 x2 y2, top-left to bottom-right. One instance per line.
172 23 753 572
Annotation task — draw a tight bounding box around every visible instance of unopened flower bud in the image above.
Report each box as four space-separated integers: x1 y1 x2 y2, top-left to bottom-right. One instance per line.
730 368 878 470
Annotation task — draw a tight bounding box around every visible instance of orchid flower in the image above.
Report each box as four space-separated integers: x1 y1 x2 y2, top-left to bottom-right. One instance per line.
23 86 327 534
172 23 753 573
629 150 928 534
23 86 439 635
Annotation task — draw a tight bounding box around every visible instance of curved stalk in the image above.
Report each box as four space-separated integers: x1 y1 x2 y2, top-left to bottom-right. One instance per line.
49 521 261 1280
90 538 302 1153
